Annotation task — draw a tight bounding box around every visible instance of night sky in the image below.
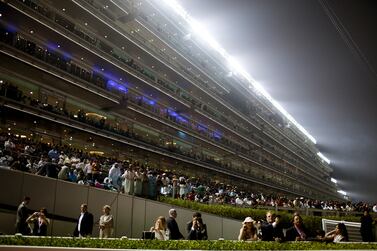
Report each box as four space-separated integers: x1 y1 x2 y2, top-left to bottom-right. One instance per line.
177 0 377 202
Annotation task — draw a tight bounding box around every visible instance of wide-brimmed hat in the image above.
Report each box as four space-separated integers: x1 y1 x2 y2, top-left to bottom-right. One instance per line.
243 217 254 223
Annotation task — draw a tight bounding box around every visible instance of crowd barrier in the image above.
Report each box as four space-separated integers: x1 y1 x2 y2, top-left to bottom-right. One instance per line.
0 168 240 239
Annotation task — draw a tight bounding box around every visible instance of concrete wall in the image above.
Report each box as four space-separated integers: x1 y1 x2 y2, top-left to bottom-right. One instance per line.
0 168 242 239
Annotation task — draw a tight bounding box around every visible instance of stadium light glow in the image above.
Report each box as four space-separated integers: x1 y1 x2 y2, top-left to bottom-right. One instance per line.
337 190 347 196
331 178 337 184
162 0 317 144
317 152 331 165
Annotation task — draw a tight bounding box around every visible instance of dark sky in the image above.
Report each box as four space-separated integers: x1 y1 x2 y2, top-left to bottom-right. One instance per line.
177 0 377 202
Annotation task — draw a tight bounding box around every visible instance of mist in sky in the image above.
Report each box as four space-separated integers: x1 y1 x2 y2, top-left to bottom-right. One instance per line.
178 0 377 202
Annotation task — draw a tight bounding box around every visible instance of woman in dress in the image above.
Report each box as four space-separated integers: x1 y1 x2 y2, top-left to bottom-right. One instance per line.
150 216 169 240
122 165 135 195
323 223 349 242
134 167 143 196
99 205 114 238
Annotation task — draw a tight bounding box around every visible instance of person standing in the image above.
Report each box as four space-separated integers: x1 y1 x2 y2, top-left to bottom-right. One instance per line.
150 216 170 240
108 163 121 191
166 209 184 240
187 212 208 240
15 196 31 235
73 204 93 237
26 208 49 236
360 209 374 242
99 205 114 238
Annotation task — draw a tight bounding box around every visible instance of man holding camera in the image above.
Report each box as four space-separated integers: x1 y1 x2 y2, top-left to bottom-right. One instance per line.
186 212 208 240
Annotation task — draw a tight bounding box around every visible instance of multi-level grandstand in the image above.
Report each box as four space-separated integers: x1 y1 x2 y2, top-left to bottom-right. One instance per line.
0 0 339 200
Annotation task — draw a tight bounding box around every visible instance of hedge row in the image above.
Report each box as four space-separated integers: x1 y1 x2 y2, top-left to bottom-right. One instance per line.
1 236 377 250
159 197 361 236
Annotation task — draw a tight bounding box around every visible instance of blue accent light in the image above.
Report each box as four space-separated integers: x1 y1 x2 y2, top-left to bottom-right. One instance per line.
168 109 177 117
197 124 207 132
107 79 117 86
167 108 188 124
5 23 17 33
176 115 188 124
213 130 222 140
45 42 72 60
46 42 58 51
107 79 128 93
143 97 156 106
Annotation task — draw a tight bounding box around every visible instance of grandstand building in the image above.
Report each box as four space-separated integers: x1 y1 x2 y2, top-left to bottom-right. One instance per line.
0 0 339 199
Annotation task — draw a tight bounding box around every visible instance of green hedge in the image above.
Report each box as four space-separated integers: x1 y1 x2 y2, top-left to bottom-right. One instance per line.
159 197 361 236
1 236 377 250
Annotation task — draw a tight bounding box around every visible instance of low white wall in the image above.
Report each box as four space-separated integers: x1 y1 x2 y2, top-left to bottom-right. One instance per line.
0 169 242 239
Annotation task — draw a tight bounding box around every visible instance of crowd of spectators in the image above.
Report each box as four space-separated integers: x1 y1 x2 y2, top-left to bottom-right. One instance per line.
0 18 334 194
16 195 357 242
1 132 376 214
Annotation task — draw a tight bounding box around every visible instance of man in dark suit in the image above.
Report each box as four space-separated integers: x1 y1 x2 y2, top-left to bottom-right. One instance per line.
74 204 93 237
166 208 184 240
186 212 208 240
261 211 284 241
15 196 31 235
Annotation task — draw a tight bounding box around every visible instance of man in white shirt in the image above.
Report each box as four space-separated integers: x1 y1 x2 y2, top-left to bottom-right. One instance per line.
73 204 93 237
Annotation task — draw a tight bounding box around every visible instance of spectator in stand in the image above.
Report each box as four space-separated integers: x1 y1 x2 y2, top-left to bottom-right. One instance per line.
179 177 188 199
166 208 184 240
186 212 208 240
37 158 59 178
122 165 135 195
47 148 59 160
150 216 169 240
323 223 349 242
4 138 15 151
73 204 94 237
15 196 31 235
238 217 258 241
172 175 178 199
141 169 149 198
285 214 307 241
360 209 374 242
99 205 114 238
134 167 143 196
156 174 163 200
108 162 121 191
58 163 70 181
160 173 169 196
147 171 157 199
26 207 49 236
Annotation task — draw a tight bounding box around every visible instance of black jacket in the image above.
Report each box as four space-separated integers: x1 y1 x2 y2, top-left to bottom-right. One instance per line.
186 221 208 240
32 221 48 236
74 212 94 237
261 222 284 241
167 216 184 240
15 202 30 235
285 225 307 241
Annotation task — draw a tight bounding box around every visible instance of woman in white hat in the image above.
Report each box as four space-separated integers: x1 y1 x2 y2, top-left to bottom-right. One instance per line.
238 217 258 241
